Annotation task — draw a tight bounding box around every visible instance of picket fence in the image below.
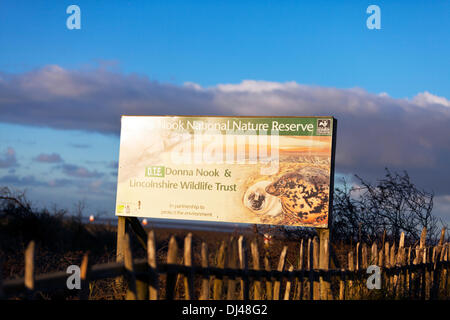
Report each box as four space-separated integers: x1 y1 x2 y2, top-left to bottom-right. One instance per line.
1 222 449 300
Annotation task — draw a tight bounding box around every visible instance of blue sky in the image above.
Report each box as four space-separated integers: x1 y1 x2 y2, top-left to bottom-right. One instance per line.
1 1 449 97
0 1 449 221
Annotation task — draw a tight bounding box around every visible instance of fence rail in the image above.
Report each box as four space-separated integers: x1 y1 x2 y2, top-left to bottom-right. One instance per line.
1 226 449 300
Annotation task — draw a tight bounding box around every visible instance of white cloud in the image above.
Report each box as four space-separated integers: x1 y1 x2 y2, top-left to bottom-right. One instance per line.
412 91 450 108
214 80 300 93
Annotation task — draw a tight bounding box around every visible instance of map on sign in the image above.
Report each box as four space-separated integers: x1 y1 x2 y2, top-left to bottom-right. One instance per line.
115 116 336 228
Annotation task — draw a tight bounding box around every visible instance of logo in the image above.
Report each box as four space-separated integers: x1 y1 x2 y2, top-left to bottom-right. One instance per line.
145 166 165 177
366 265 381 289
66 265 81 289
316 119 331 135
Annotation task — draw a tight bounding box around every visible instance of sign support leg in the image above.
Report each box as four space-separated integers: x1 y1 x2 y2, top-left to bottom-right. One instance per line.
116 216 127 263
317 228 333 300
115 216 127 290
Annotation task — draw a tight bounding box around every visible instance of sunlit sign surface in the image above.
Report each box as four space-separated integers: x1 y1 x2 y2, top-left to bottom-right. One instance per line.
115 116 336 228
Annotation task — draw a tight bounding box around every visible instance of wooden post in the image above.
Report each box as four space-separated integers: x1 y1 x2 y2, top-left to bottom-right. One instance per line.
199 242 210 300
116 216 127 289
378 245 384 270
79 253 90 300
319 238 331 300
399 233 405 256
226 237 237 300
355 242 361 299
361 244 368 269
389 242 396 268
371 243 378 266
445 243 450 294
432 242 444 299
147 230 159 300
379 242 386 297
429 246 434 299
424 246 430 300
312 237 320 300
407 247 412 298
355 242 361 271
430 245 438 299
396 232 405 299
438 228 445 247
318 228 331 299
390 242 396 297
370 243 378 299
378 243 384 294
294 239 304 300
166 236 178 300
238 236 249 300
25 241 35 299
436 229 445 297
360 243 367 269
348 250 354 299
339 268 346 300
444 244 449 297
431 228 446 299
413 245 420 299
183 233 194 300
401 245 407 298
440 244 448 297
273 245 288 300
264 254 273 300
213 241 226 300
424 246 432 299
250 239 262 300
380 230 386 287
384 241 390 267
419 227 427 300
307 238 313 300
361 243 368 298
116 216 127 262
383 242 390 295
283 265 295 300
117 217 149 300
123 233 137 300
419 227 427 254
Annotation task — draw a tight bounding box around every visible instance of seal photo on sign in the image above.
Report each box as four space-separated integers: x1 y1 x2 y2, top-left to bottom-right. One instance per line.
243 180 283 217
265 166 329 222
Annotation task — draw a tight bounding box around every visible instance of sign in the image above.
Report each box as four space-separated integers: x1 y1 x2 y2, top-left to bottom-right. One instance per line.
115 116 336 228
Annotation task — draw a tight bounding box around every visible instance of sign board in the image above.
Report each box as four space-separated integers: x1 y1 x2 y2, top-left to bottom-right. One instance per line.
115 116 336 228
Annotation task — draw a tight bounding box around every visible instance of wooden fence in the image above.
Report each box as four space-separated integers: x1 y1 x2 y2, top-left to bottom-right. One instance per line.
1 226 449 300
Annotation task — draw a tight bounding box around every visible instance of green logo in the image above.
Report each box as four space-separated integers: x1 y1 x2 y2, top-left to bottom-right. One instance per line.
145 166 165 177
